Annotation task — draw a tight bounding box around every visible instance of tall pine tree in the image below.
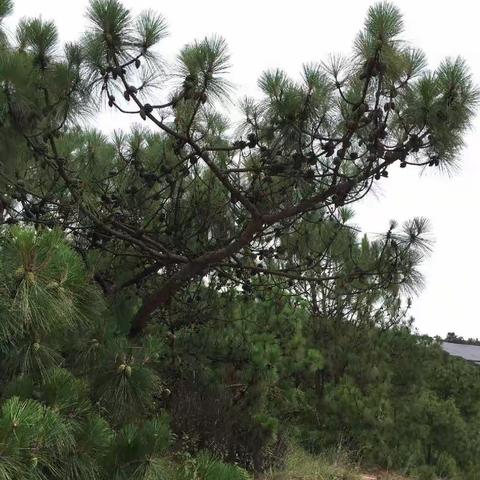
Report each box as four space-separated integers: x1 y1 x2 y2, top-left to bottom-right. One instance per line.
0 1 479 478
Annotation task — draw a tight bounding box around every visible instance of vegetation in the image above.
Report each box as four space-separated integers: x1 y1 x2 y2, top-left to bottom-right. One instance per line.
444 332 480 346
260 447 362 480
0 0 479 479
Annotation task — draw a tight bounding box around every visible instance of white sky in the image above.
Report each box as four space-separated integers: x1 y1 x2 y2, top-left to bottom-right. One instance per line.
4 0 480 338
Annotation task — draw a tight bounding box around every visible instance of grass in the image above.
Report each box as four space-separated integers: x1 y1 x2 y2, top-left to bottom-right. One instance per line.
256 447 412 480
257 447 362 480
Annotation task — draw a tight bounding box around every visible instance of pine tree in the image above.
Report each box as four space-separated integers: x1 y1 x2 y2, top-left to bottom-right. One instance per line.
1 1 480 478
0 227 251 479
0 0 477 337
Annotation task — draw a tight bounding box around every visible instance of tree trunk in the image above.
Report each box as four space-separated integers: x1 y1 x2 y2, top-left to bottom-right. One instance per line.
128 219 263 337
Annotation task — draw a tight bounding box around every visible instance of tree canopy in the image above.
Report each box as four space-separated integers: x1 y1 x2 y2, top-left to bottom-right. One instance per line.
0 1 479 479
1 0 477 337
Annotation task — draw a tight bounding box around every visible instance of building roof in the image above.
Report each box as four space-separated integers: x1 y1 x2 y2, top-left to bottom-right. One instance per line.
442 342 480 364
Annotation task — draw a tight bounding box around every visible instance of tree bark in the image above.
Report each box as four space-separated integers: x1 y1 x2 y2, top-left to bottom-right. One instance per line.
128 219 263 337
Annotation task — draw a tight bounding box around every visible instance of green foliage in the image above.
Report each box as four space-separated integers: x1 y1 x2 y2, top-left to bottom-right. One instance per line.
178 452 251 480
0 396 74 477
86 0 132 53
178 35 231 103
17 18 59 66
0 0 12 46
0 0 12 19
136 10 168 52
1 216 479 479
0 1 479 479
0 228 174 479
293 321 480 480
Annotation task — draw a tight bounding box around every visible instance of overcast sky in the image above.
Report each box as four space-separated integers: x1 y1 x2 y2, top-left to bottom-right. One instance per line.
4 0 480 338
